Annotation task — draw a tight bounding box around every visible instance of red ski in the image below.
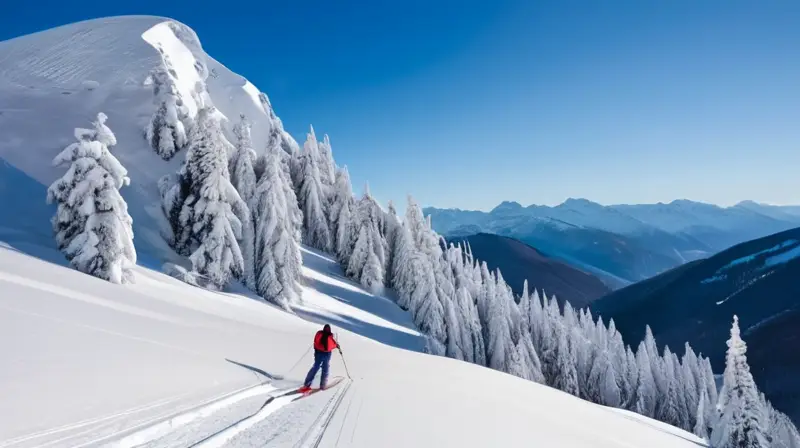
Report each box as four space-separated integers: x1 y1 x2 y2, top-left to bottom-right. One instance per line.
295 376 345 399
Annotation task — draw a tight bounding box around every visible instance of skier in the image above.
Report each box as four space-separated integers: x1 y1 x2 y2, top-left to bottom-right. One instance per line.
299 324 340 392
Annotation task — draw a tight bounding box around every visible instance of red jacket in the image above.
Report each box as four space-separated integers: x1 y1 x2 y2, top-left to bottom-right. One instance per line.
314 330 338 352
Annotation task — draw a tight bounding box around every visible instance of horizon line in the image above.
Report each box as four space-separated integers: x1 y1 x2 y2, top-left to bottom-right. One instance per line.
422 198 800 213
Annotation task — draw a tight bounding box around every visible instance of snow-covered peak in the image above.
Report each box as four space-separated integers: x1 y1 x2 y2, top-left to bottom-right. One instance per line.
550 198 649 234
490 200 524 215
0 16 296 262
560 197 603 209
667 199 720 211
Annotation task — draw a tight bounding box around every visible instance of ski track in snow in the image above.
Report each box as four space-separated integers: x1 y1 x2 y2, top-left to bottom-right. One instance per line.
111 383 277 448
135 394 270 448
119 377 353 448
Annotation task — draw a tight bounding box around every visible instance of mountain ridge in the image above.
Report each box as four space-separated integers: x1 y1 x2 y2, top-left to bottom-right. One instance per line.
424 198 800 286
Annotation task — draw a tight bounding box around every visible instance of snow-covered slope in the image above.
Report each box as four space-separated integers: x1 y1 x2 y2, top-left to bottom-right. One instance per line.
0 16 704 447
0 244 703 447
0 16 297 266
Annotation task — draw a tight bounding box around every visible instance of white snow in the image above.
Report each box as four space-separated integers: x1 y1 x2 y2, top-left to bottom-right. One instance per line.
702 239 799 284
141 21 205 117
0 243 704 447
0 16 704 448
763 243 800 267
109 383 277 448
720 239 797 271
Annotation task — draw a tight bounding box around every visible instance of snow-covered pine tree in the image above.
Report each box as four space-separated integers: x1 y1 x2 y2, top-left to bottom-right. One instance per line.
519 329 546 383
642 325 669 405
335 190 356 263
634 340 658 418
587 349 622 407
317 134 336 192
391 224 416 311
329 166 354 258
515 281 545 383
47 113 136 284
656 346 683 428
572 325 597 401
671 350 691 430
537 295 559 384
346 188 388 292
404 195 427 247
249 142 303 309
607 319 631 406
436 249 466 361
485 270 513 372
360 243 385 293
551 320 580 396
710 315 771 448
433 252 462 360
694 388 710 441
459 284 486 366
145 65 188 160
563 301 578 330
443 243 485 366
257 105 295 183
298 127 332 252
528 288 545 351
260 122 304 248
407 250 446 355
361 186 389 269
475 263 496 357
701 355 719 414
624 346 639 410
383 200 401 286
229 114 258 289
594 315 608 351
161 107 246 289
766 402 800 448
442 281 466 361
681 343 701 431
519 281 532 330
231 114 258 204
347 225 372 282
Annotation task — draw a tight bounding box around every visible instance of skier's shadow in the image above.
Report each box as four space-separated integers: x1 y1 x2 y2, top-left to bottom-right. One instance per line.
225 358 286 382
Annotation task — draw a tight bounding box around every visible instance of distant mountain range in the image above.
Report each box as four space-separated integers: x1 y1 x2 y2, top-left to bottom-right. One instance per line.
425 199 800 288
446 233 610 308
590 226 800 424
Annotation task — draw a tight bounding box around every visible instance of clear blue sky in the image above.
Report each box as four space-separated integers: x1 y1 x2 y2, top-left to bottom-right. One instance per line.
3 0 800 211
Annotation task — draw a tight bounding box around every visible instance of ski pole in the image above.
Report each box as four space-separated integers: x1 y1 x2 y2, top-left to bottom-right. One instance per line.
282 346 312 379
338 348 352 380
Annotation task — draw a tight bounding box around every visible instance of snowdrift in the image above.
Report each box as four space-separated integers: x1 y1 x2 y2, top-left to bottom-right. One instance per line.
0 16 703 447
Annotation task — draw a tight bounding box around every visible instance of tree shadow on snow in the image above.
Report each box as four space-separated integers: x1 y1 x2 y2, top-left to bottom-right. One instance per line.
297 246 425 353
303 274 418 333
300 246 341 275
295 306 424 353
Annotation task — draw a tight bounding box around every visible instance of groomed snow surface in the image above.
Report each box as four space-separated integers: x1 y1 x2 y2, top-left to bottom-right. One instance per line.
0 244 704 448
